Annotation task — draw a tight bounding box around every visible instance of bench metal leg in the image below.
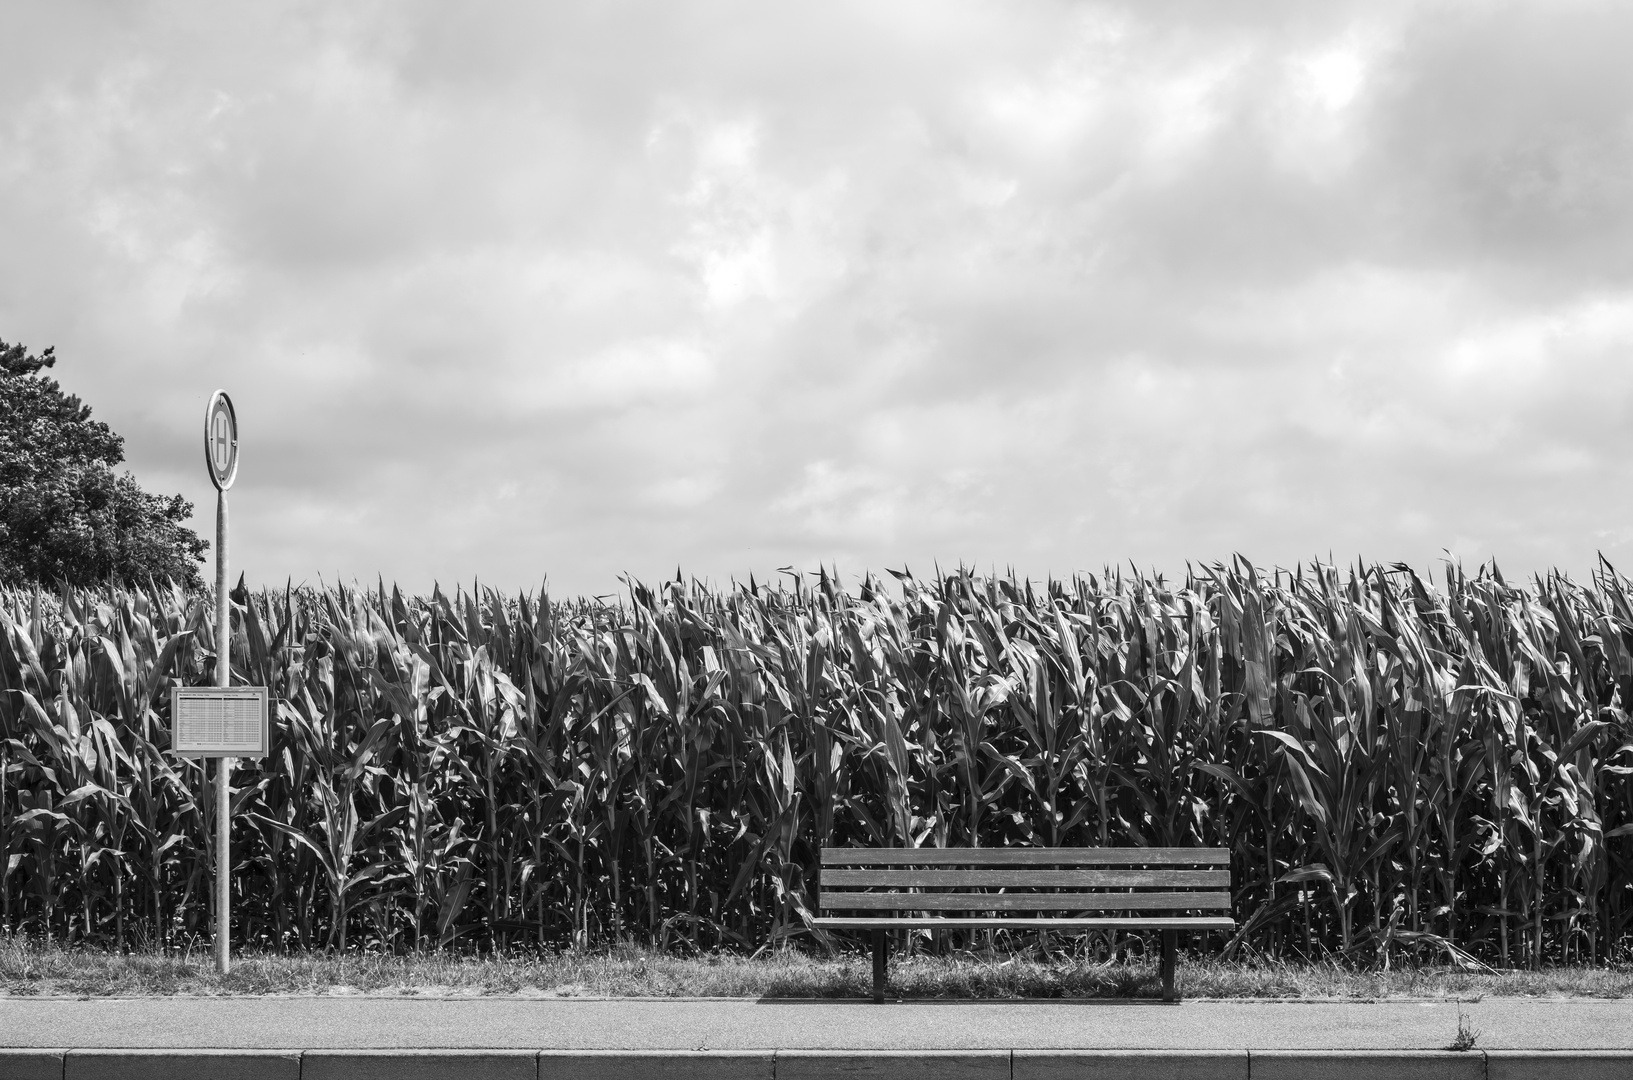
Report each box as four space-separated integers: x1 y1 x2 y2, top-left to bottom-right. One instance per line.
872 929 888 1004
1161 929 1178 1003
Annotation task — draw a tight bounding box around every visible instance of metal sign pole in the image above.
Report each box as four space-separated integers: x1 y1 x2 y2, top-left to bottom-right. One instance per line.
214 485 231 975
204 389 239 977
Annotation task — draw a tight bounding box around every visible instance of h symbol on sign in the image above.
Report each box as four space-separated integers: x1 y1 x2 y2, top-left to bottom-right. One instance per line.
214 412 230 470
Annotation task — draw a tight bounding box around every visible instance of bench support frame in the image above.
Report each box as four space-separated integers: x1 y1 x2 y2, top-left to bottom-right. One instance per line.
1161 929 1178 1002
860 925 1189 1004
872 929 887 1004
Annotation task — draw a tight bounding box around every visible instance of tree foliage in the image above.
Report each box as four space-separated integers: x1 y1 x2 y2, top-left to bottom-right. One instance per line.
0 339 206 588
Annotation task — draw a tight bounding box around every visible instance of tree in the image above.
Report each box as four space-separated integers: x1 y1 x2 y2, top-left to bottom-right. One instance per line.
0 339 207 589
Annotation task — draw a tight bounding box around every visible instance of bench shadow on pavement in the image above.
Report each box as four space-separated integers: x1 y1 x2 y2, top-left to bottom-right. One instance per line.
753 996 1177 1005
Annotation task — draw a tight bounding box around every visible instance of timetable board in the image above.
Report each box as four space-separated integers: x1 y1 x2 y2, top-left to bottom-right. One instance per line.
171 686 269 757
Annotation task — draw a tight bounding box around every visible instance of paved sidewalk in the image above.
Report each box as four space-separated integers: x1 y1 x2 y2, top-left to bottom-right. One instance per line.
3 997 1628 1079
1 996 1630 1050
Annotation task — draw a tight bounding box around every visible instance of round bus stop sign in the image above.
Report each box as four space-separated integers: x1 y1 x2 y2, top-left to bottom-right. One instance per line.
205 390 238 490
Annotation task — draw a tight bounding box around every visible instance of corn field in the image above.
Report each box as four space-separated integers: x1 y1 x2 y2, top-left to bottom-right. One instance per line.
2 559 1632 968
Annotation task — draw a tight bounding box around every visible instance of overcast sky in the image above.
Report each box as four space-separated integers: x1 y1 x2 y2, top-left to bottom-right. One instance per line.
3 1 1631 596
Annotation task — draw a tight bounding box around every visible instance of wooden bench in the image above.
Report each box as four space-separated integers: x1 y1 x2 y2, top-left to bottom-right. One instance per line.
813 847 1234 1003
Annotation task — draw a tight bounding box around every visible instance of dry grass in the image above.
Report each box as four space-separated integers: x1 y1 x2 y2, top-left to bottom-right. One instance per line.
4 937 1632 1000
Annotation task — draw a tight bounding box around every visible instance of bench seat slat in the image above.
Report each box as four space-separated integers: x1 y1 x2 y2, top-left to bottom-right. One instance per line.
820 847 1228 867
813 917 1237 930
822 868 1230 889
821 890 1230 912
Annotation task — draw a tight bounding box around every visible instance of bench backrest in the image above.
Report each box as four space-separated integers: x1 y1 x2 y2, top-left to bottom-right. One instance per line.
819 847 1231 915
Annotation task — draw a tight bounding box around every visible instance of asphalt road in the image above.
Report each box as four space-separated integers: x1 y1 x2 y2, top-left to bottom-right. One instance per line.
1 997 1627 1052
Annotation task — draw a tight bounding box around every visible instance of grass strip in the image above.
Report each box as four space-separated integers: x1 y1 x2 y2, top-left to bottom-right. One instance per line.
4 938 1631 999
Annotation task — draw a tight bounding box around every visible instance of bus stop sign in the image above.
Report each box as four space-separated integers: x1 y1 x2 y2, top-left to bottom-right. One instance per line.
205 390 238 491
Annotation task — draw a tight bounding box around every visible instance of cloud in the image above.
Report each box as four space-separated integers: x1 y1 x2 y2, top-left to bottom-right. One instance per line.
1 0 1631 594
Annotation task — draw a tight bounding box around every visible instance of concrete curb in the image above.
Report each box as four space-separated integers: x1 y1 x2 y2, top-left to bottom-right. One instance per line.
538 1050 774 1079
4 1047 1633 1079
0 1050 66 1080
1247 1050 1485 1080
1015 1049 1248 1080
775 1050 1010 1079
301 1050 537 1080
64 1050 301 1080
1485 1050 1633 1080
